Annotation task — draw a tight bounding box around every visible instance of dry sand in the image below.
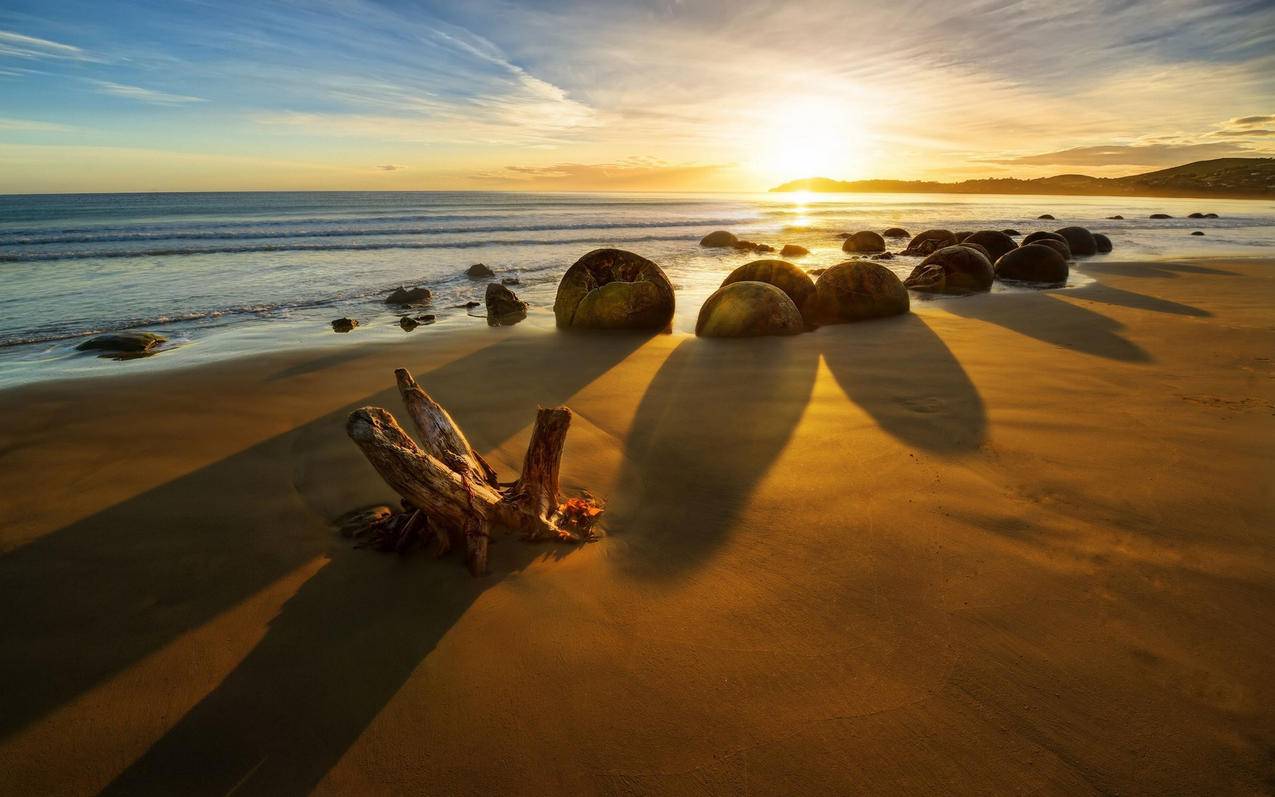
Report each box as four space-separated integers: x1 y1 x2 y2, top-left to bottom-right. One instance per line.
1 258 1272 795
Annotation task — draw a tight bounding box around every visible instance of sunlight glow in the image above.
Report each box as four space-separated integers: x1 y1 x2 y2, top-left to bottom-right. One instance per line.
749 99 870 183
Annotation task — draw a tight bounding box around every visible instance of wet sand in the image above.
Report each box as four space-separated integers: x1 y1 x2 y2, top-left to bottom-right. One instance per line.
1 258 1272 794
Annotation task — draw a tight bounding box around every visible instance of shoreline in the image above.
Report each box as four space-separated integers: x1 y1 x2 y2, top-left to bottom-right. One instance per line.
1 255 1273 792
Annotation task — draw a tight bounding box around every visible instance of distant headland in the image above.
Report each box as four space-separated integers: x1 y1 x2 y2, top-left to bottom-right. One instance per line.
770 158 1275 199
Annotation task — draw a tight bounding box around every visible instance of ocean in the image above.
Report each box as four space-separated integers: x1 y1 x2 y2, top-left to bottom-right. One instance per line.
2 190 1272 388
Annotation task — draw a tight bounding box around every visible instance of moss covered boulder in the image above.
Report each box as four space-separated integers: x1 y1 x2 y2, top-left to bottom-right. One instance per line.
696 281 804 338
811 261 909 324
553 248 675 330
995 244 1069 285
721 259 816 325
904 245 993 294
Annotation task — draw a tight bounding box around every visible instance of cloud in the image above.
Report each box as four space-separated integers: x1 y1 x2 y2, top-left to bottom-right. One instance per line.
0 29 88 60
89 80 205 105
983 141 1265 168
1229 114 1274 125
1210 128 1275 137
375 164 402 171
475 157 733 189
0 117 75 132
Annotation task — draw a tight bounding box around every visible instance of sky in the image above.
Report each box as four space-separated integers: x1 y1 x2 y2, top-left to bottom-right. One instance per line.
1 0 1273 193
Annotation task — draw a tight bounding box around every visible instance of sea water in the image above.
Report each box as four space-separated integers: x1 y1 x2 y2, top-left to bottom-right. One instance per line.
1 190 1272 388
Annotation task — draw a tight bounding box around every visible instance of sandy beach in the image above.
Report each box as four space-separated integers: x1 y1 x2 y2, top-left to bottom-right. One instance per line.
1 256 1272 794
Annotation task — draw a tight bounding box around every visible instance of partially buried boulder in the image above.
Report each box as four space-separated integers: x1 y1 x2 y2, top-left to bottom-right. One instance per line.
842 230 886 253
1204 213 1219 219
811 261 909 324
1149 213 1172 219
780 243 809 257
1037 214 1055 220
1028 237 1071 260
1055 226 1097 256
553 248 675 330
995 244 1069 285
963 230 1018 263
883 227 910 238
466 263 495 278
955 231 973 242
1022 230 1069 253
904 245 994 294
1002 229 1021 236
700 230 738 247
385 286 431 305
1107 215 1124 220
695 281 804 338
76 331 166 353
486 283 527 325
1093 233 1112 253
1190 231 1204 236
1188 212 1205 219
721 259 816 325
902 229 957 256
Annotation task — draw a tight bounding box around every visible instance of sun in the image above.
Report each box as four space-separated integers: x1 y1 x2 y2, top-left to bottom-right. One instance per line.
749 99 869 184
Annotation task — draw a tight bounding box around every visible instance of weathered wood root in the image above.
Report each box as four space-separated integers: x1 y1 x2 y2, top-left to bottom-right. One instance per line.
345 368 601 575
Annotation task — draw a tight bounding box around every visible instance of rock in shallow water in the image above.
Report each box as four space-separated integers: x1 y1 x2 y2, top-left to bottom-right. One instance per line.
485 283 527 325
385 286 431 305
76 331 166 353
842 230 886 253
1028 237 1072 260
466 263 495 278
331 318 358 333
995 244 1069 285
902 229 957 256
696 281 805 338
904 245 994 294
1055 226 1098 256
780 243 809 257
1093 233 1113 253
811 261 909 324
700 230 738 248
553 248 675 330
882 227 910 238
1022 230 1071 257
963 230 1018 263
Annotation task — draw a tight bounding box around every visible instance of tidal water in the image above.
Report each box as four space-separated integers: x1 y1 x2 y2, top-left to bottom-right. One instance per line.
1 190 1272 388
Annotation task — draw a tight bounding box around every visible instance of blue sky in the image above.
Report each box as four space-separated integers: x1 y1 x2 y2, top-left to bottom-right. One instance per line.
1 0 1273 192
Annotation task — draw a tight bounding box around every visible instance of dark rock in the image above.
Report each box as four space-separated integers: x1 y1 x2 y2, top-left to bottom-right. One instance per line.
466 263 495 278
1037 214 1055 220
76 331 166 353
842 230 886 253
780 244 809 257
1002 229 1021 236
963 230 1018 263
883 227 910 238
732 240 760 251
1187 212 1205 219
331 318 358 333
399 314 436 331
955 231 973 242
870 252 895 260
995 244 1069 285
1093 233 1112 253
1022 230 1070 255
485 283 527 325
553 248 675 330
385 286 431 305
721 259 817 325
501 276 520 285
836 232 853 239
455 301 480 309
807 267 828 276
700 230 738 247
1204 213 1219 218
1190 230 1205 236
1149 213 1172 219
1055 226 1098 256
1029 238 1072 260
902 229 957 256
904 246 994 294
961 242 992 262
696 281 805 338
811 261 909 324
1106 215 1124 220
754 243 775 253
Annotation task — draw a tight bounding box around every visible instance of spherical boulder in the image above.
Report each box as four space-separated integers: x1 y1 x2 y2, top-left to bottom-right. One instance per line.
1187 212 1205 219
1002 229 1021 236
1093 233 1112 253
960 241 992 262
553 249 675 330
904 245 994 294
779 243 809 257
902 229 957 256
1149 213 1172 219
963 230 1018 263
1028 237 1071 260
721 259 816 324
1055 226 1098 256
955 231 973 242
1037 214 1055 220
811 261 909 324
1203 213 1219 219
1022 230 1069 250
700 230 738 247
883 227 910 238
842 230 886 253
695 281 804 338
1190 230 1204 236
995 244 1069 285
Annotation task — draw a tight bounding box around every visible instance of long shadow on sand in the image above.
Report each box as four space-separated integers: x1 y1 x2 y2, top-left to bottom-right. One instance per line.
0 330 650 795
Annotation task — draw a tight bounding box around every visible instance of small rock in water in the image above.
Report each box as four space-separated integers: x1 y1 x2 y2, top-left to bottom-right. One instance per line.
1187 212 1205 219
780 244 809 257
754 243 775 253
836 232 853 239
399 314 436 331
385 286 431 305
1150 213 1172 219
1106 215 1124 220
1203 213 1219 218
76 331 166 354
882 227 910 238
870 252 895 260
501 276 521 285
466 263 495 278
1190 230 1205 236
455 301 481 309
842 230 886 253
700 230 737 247
331 318 358 333
1037 214 1055 220
485 282 527 325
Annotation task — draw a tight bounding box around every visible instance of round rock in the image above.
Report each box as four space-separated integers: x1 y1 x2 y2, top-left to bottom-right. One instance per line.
841 230 886 253
1028 237 1071 260
1055 226 1098 256
696 281 804 338
721 259 816 324
995 244 1069 285
779 243 809 257
902 229 957 256
883 227 910 238
904 245 994 294
700 230 738 247
1093 233 1112 253
811 261 909 324
553 248 675 330
963 230 1018 263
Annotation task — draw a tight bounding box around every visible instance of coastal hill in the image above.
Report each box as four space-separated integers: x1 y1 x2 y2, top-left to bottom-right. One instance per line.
770 157 1275 199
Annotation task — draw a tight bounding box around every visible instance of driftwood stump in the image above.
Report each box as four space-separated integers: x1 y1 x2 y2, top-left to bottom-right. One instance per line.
345 368 601 575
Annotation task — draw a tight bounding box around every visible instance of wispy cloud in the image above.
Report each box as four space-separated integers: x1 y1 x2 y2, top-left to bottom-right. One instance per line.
375 164 402 171
0 117 75 132
89 80 205 105
0 29 88 60
476 157 733 189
